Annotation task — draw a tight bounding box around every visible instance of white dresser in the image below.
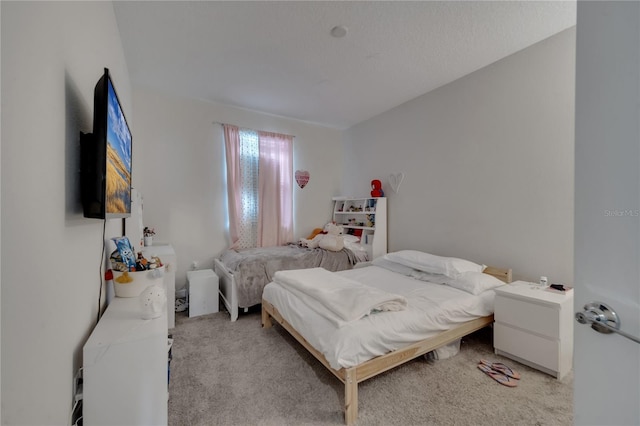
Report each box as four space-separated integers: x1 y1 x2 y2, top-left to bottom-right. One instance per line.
493 281 574 379
83 297 168 425
142 243 176 329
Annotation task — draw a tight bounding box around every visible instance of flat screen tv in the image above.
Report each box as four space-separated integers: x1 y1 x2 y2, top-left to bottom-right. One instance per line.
81 68 132 219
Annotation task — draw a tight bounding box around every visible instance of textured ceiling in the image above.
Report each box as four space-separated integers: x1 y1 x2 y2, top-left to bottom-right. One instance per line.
114 1 576 129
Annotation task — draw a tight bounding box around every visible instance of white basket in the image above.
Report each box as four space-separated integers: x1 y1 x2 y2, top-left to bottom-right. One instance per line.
112 266 165 298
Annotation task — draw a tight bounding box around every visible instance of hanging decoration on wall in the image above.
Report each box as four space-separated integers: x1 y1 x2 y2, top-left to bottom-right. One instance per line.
388 173 405 194
295 170 310 189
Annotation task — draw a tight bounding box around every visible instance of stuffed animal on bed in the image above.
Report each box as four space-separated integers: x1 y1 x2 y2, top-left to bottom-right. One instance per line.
299 222 345 251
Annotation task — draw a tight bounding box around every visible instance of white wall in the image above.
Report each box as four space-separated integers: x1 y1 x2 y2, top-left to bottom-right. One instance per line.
0 4 3 420
1 2 130 424
343 28 576 284
132 88 344 291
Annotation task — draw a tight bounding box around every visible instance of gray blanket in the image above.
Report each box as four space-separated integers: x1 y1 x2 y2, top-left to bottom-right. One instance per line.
219 244 358 308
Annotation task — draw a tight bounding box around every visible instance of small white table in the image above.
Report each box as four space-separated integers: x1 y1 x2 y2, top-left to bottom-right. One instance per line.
493 281 574 379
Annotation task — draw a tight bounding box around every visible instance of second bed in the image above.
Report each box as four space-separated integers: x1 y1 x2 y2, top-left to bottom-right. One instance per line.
214 243 366 321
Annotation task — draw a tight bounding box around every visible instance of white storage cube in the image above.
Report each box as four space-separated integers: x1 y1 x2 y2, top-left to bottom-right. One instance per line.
187 269 219 317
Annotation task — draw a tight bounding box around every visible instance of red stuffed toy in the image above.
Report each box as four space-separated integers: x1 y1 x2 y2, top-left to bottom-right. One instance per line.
371 179 384 197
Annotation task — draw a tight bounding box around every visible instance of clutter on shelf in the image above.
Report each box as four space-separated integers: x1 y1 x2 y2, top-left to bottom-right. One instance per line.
110 236 164 272
108 236 166 298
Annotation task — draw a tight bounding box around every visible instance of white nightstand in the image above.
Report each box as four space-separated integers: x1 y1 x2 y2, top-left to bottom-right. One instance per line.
493 281 574 379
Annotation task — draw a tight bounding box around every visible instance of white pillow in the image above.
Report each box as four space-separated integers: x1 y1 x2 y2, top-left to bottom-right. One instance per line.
385 250 484 278
371 257 417 276
372 257 453 284
446 271 505 295
410 270 452 285
318 235 344 252
343 235 360 243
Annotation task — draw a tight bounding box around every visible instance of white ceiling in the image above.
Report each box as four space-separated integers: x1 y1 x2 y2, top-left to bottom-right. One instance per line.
114 1 576 129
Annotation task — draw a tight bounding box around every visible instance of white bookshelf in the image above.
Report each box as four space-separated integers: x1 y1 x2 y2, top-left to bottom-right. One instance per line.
333 196 387 260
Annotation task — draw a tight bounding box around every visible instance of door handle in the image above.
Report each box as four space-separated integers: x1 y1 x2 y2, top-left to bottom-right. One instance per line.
575 302 640 344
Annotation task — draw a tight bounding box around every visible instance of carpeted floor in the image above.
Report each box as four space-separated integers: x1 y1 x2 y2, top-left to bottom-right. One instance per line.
168 308 573 426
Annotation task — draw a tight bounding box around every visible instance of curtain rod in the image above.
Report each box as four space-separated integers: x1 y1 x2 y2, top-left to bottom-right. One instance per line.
213 121 296 138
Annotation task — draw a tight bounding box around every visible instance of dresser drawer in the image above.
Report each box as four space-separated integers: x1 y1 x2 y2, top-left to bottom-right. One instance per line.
495 294 560 338
494 323 559 371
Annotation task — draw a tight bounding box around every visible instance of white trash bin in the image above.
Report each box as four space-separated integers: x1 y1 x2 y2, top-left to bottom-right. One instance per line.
187 269 219 317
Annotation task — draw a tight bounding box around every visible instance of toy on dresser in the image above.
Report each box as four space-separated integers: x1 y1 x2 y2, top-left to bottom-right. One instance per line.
110 236 163 272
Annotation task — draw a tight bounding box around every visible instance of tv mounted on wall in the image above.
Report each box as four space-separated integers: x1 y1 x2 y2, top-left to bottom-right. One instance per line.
81 68 132 219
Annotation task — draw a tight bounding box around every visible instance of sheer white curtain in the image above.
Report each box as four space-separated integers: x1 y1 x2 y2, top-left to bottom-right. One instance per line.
223 124 293 248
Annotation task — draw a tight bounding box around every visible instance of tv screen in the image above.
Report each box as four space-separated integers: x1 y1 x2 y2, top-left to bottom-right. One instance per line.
82 68 132 219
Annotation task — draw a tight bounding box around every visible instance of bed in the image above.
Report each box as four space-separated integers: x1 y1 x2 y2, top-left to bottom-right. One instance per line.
214 242 367 321
261 250 512 425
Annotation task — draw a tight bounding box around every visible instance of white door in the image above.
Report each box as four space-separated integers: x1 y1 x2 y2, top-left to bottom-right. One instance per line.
574 2 640 425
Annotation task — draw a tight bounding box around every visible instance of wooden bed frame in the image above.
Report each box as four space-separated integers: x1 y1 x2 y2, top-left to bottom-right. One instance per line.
261 265 512 425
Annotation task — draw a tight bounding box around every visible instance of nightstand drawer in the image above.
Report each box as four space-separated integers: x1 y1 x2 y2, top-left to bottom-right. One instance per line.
495 294 560 338
494 323 559 371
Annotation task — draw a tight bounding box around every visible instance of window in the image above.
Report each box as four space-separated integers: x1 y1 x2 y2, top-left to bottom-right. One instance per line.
223 124 293 248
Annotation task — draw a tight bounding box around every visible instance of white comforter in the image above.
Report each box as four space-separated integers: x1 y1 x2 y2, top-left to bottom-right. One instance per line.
263 265 496 370
273 267 407 327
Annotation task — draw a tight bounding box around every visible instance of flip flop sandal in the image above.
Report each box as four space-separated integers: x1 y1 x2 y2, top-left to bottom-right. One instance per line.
477 363 518 387
479 359 521 380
